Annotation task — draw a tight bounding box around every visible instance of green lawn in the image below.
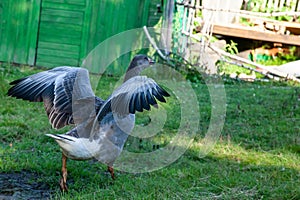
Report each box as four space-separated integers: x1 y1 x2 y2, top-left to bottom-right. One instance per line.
0 63 299 199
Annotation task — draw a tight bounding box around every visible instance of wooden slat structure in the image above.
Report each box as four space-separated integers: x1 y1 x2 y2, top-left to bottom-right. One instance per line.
36 0 152 70
175 0 300 81
178 0 300 46
36 0 88 67
213 0 300 46
0 0 41 65
0 0 162 74
211 23 300 46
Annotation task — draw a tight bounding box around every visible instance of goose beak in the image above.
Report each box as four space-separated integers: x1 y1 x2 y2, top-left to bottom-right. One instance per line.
148 57 155 65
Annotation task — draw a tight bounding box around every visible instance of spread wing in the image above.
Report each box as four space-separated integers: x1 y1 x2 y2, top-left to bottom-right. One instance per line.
96 76 170 122
7 66 100 129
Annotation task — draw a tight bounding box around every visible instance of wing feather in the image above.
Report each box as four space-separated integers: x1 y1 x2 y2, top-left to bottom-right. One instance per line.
96 76 170 121
7 66 100 129
134 93 143 112
146 90 157 106
129 94 136 114
140 91 150 111
152 87 166 103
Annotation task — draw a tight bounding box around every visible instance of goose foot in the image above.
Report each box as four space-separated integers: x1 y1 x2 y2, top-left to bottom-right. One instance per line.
107 166 115 179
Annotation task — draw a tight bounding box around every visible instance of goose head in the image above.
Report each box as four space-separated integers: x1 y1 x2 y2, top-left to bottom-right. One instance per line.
124 54 155 82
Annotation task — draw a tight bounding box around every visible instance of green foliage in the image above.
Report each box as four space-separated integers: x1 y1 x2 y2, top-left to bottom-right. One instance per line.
240 0 297 27
219 43 300 77
257 46 299 66
247 0 296 12
225 40 239 55
154 52 205 83
218 61 254 77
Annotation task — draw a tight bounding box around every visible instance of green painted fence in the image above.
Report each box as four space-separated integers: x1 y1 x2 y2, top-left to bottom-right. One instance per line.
0 0 163 73
36 0 151 69
0 0 41 65
36 0 90 67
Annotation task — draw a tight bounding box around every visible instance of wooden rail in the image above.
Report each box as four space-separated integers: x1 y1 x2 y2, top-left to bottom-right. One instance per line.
211 23 300 46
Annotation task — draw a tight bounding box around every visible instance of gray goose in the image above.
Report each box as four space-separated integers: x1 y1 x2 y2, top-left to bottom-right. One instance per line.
7 54 170 191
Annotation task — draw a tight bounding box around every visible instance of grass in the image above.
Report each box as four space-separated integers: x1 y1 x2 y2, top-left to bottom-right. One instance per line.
0 63 299 199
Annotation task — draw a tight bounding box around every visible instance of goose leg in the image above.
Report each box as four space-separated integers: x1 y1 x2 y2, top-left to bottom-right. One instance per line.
107 166 115 179
60 153 68 192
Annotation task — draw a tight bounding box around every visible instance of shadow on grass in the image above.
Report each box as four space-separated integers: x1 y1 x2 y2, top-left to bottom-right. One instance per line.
0 143 299 199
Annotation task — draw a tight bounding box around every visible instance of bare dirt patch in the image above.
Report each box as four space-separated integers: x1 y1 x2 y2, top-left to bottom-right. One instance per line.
0 170 53 200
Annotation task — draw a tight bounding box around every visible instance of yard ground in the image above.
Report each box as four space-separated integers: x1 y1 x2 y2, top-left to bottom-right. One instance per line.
0 64 299 199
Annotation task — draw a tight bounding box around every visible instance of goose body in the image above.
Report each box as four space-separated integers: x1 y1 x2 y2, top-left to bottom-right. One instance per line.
7 55 169 191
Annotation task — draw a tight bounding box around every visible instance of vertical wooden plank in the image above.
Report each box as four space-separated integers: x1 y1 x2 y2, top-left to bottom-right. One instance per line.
291 0 297 10
0 0 40 65
274 0 279 11
28 0 41 65
111 1 120 36
14 0 40 65
84 0 99 54
279 0 285 10
79 0 91 64
100 1 112 72
262 0 268 11
267 0 273 11
4 0 14 62
118 2 127 33
11 0 26 63
286 0 292 8
0 0 8 62
2 0 22 63
142 0 151 25
296 0 300 11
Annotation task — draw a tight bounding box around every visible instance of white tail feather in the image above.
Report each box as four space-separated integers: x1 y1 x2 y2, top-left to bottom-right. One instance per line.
45 134 75 142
